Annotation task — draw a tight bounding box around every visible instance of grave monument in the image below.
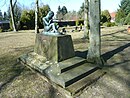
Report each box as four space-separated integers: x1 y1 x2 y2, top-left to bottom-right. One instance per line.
19 11 104 97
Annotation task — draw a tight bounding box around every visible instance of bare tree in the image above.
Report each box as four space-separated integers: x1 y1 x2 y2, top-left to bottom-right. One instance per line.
10 0 17 32
87 0 104 66
35 0 39 33
83 0 89 39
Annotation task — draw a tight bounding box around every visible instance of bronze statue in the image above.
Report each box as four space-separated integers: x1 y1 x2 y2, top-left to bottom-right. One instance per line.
42 11 61 35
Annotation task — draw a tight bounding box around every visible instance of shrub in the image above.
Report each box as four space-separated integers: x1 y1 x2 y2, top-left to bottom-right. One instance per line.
76 19 84 26
101 10 111 23
103 22 116 27
8 28 13 31
0 28 3 32
23 26 28 30
78 19 84 26
76 20 79 26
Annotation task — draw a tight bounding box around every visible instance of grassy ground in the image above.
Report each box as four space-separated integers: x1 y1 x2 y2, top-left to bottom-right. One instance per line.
0 26 130 98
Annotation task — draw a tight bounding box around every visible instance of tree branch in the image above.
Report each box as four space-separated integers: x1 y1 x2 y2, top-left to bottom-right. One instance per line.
13 0 17 9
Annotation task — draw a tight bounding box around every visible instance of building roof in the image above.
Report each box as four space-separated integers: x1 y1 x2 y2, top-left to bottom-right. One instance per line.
110 12 116 18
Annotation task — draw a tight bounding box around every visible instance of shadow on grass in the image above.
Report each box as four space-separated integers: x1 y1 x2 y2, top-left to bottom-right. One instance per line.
97 72 130 97
73 28 130 97
0 63 25 92
75 42 130 67
0 45 34 92
101 29 127 37
108 60 130 67
102 43 130 62
73 38 88 45
48 86 61 98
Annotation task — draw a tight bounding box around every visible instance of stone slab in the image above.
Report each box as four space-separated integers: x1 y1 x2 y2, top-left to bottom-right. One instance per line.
59 57 86 73
66 69 105 97
45 62 98 88
19 52 49 73
19 53 103 97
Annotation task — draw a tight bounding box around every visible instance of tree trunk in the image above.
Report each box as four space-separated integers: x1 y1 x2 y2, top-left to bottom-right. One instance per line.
83 0 89 39
10 0 17 32
35 0 39 33
87 0 103 66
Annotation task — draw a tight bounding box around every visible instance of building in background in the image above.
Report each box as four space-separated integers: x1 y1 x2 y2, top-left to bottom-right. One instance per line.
110 12 116 22
0 20 10 31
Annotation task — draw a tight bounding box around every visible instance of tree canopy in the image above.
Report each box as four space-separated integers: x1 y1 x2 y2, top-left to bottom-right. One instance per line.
115 9 126 25
115 0 130 25
78 3 84 19
120 0 130 15
0 10 3 20
125 13 130 25
56 6 68 20
20 4 50 30
101 10 111 23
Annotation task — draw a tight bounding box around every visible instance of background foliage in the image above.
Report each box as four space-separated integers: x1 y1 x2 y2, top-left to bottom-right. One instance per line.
115 0 130 25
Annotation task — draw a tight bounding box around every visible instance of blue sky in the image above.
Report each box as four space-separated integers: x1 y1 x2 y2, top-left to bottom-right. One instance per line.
0 0 121 14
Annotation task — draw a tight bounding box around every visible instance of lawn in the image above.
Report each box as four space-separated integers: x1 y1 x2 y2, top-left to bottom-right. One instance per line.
0 26 130 98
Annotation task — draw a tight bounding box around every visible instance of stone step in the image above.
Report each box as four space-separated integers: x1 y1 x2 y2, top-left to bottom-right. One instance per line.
59 57 86 73
66 69 105 97
54 63 99 88
61 64 99 87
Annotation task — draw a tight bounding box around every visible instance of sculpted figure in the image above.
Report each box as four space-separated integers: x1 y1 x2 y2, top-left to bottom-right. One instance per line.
43 11 60 34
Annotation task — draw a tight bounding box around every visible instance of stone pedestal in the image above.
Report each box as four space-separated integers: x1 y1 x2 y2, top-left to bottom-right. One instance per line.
34 34 75 62
19 33 102 97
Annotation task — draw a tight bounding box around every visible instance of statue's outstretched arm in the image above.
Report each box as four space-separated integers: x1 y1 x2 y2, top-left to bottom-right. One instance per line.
49 19 53 24
43 18 49 26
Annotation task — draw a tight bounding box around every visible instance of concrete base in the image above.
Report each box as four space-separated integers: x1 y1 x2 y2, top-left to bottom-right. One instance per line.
19 33 105 97
34 34 75 62
19 54 105 97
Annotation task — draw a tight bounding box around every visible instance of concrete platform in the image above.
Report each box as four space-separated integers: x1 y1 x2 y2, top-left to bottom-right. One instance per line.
19 33 105 97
